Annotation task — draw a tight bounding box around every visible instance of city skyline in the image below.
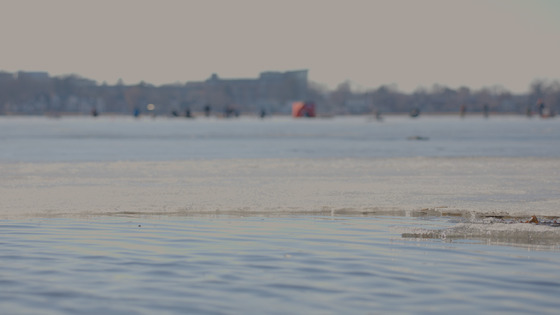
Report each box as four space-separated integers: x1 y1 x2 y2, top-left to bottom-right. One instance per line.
1 0 559 93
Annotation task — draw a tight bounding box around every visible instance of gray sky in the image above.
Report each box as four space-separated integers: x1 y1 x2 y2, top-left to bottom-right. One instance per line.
1 0 559 93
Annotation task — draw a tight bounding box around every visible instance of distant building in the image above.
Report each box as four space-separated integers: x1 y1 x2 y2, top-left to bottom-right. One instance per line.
185 70 308 113
0 71 14 81
17 71 49 80
67 76 97 87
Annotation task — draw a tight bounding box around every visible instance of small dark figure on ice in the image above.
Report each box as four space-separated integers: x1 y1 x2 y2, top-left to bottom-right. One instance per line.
204 104 212 117
185 108 193 118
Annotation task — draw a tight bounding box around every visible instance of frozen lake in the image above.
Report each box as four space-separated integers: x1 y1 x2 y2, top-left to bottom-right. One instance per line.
1 115 560 314
1 115 559 162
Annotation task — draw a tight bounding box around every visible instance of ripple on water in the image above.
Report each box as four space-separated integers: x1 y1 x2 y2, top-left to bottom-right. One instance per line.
1 215 560 314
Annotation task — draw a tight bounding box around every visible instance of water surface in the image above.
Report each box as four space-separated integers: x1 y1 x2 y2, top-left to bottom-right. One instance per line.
2 215 559 314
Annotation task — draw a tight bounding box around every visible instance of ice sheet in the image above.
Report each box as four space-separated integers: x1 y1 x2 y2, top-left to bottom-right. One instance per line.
402 219 560 247
1 157 558 219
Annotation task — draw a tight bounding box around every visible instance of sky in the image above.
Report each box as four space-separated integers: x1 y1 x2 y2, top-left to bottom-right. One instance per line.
1 0 559 93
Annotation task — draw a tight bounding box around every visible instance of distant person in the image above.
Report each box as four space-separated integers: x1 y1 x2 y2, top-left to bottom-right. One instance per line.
374 110 383 121
526 105 533 117
224 105 234 118
483 104 489 118
260 109 266 119
133 107 140 118
204 104 211 117
410 108 420 118
171 110 179 117
91 107 98 117
459 105 466 118
185 108 192 118
537 99 546 117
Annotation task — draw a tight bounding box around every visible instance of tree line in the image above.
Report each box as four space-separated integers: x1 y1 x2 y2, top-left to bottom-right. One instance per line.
1 72 558 117
309 80 559 117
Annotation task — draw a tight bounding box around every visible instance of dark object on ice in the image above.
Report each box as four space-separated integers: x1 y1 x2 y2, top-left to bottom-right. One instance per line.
537 99 545 117
526 105 533 117
224 105 239 118
525 215 539 224
407 136 429 141
536 99 555 118
204 104 211 117
171 110 179 117
483 104 489 118
260 109 266 119
133 107 140 118
185 108 193 118
91 107 98 117
409 108 420 118
459 105 466 118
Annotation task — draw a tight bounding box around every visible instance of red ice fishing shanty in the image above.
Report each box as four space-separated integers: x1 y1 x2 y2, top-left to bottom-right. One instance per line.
292 101 316 118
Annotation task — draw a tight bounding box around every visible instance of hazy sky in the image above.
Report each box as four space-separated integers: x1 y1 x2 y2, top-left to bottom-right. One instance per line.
1 0 559 93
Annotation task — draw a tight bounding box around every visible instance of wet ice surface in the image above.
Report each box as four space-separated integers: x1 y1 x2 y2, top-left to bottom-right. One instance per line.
2 157 559 218
1 215 560 315
402 216 560 247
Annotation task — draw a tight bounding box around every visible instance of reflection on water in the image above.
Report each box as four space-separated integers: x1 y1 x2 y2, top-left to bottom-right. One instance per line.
1 215 560 314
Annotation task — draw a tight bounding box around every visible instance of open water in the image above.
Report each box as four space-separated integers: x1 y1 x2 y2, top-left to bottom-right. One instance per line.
1 115 560 314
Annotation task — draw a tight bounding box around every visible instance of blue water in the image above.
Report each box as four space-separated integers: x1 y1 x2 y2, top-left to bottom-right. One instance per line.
1 215 559 314
1 115 560 314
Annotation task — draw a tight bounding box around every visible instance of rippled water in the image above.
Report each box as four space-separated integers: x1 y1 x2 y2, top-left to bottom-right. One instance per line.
2 215 560 314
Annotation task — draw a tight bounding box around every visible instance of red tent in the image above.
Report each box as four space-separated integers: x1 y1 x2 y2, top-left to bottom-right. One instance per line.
292 101 316 117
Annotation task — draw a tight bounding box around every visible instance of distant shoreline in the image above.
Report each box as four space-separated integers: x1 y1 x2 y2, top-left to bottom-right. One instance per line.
0 112 553 118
